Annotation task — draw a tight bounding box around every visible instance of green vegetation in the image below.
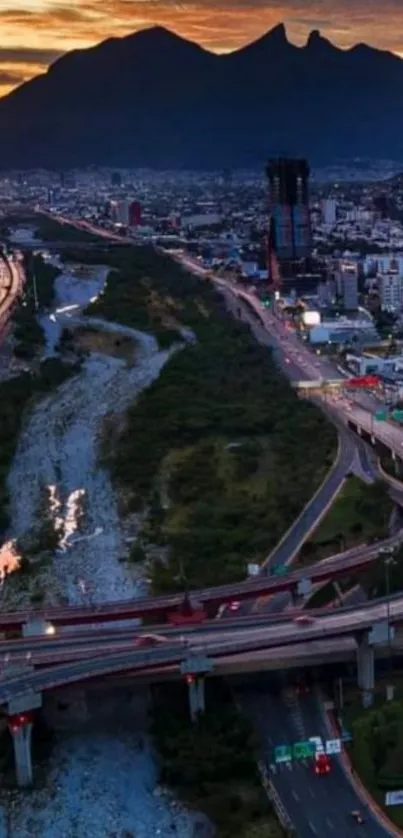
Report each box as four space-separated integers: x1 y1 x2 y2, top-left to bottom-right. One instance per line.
347 698 403 828
298 477 392 565
0 359 81 533
151 681 283 838
35 215 103 244
26 236 336 591
75 244 337 591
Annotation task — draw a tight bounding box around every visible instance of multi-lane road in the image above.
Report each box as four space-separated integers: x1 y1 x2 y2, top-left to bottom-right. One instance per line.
240 681 390 838
0 532 400 629
4 592 403 701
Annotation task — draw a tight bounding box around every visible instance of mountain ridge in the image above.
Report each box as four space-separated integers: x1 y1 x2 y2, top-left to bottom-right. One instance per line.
0 24 402 169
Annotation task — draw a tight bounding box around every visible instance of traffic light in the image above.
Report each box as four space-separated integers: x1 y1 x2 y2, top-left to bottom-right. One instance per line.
185 674 194 686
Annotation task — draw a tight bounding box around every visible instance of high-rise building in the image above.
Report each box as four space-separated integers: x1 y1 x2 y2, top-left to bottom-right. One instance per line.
111 171 122 187
339 265 359 311
321 198 337 226
266 158 312 265
378 269 403 311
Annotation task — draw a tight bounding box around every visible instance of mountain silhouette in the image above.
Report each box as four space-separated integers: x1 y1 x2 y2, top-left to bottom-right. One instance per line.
0 24 402 169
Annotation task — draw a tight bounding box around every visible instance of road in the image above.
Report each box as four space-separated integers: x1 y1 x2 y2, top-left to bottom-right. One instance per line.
4 592 403 701
239 680 390 837
0 531 400 629
263 428 355 573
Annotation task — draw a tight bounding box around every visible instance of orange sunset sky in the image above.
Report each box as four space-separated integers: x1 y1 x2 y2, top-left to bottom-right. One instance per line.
0 0 402 98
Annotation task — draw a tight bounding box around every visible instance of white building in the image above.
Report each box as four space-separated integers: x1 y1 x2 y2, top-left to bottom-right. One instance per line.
308 317 378 345
364 254 403 276
321 199 337 226
110 199 130 225
378 272 403 310
184 213 222 229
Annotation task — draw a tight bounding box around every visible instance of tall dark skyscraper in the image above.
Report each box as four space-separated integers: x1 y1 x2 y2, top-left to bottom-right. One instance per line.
266 158 312 264
111 171 122 187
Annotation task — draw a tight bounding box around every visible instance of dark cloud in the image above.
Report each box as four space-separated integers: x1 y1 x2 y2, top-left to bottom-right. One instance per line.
0 47 64 65
0 69 25 85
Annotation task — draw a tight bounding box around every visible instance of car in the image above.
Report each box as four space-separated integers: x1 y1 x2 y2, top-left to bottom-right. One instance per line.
229 600 241 612
314 753 331 775
134 633 166 647
351 810 365 825
294 614 315 626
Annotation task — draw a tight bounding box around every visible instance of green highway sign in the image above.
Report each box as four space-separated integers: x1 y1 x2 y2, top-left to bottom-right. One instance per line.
293 741 315 760
274 745 292 764
375 410 387 421
272 565 287 577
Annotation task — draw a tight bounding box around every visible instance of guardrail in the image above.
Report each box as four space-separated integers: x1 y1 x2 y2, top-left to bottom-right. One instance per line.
258 760 295 835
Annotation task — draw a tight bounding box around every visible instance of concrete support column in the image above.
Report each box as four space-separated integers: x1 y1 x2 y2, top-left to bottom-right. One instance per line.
9 721 33 787
7 691 42 787
356 635 375 708
188 676 205 721
180 655 213 723
196 677 205 714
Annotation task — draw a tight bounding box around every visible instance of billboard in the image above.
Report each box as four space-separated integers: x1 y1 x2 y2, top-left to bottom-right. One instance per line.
302 310 320 326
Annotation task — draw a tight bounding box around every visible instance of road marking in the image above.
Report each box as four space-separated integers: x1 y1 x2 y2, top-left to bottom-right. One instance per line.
308 822 317 835
326 818 334 830
292 790 299 802
308 787 315 798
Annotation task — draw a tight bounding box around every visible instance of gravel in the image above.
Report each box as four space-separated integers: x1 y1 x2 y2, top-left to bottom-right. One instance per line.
7 266 175 605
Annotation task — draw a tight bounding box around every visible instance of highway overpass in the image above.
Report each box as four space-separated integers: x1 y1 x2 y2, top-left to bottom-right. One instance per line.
2 591 403 705
2 590 403 785
0 533 399 630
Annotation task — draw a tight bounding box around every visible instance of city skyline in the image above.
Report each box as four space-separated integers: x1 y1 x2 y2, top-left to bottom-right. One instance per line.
1 0 403 98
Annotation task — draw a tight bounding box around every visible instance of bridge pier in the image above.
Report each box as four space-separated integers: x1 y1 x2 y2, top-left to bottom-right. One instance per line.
187 676 206 720
6 692 42 787
356 634 375 708
8 716 33 787
180 656 213 722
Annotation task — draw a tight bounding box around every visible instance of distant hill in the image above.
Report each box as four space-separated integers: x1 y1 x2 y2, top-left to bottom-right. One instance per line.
1 24 403 169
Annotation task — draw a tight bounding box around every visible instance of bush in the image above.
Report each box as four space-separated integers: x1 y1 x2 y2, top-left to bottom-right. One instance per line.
150 681 278 838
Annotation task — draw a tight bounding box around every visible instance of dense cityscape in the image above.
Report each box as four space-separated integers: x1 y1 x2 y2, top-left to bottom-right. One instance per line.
3 12 403 838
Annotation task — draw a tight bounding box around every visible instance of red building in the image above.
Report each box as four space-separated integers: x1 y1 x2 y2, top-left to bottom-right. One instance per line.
129 201 142 228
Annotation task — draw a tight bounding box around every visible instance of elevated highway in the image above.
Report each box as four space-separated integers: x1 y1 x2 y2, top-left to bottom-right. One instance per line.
0 533 400 629
3 591 403 702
